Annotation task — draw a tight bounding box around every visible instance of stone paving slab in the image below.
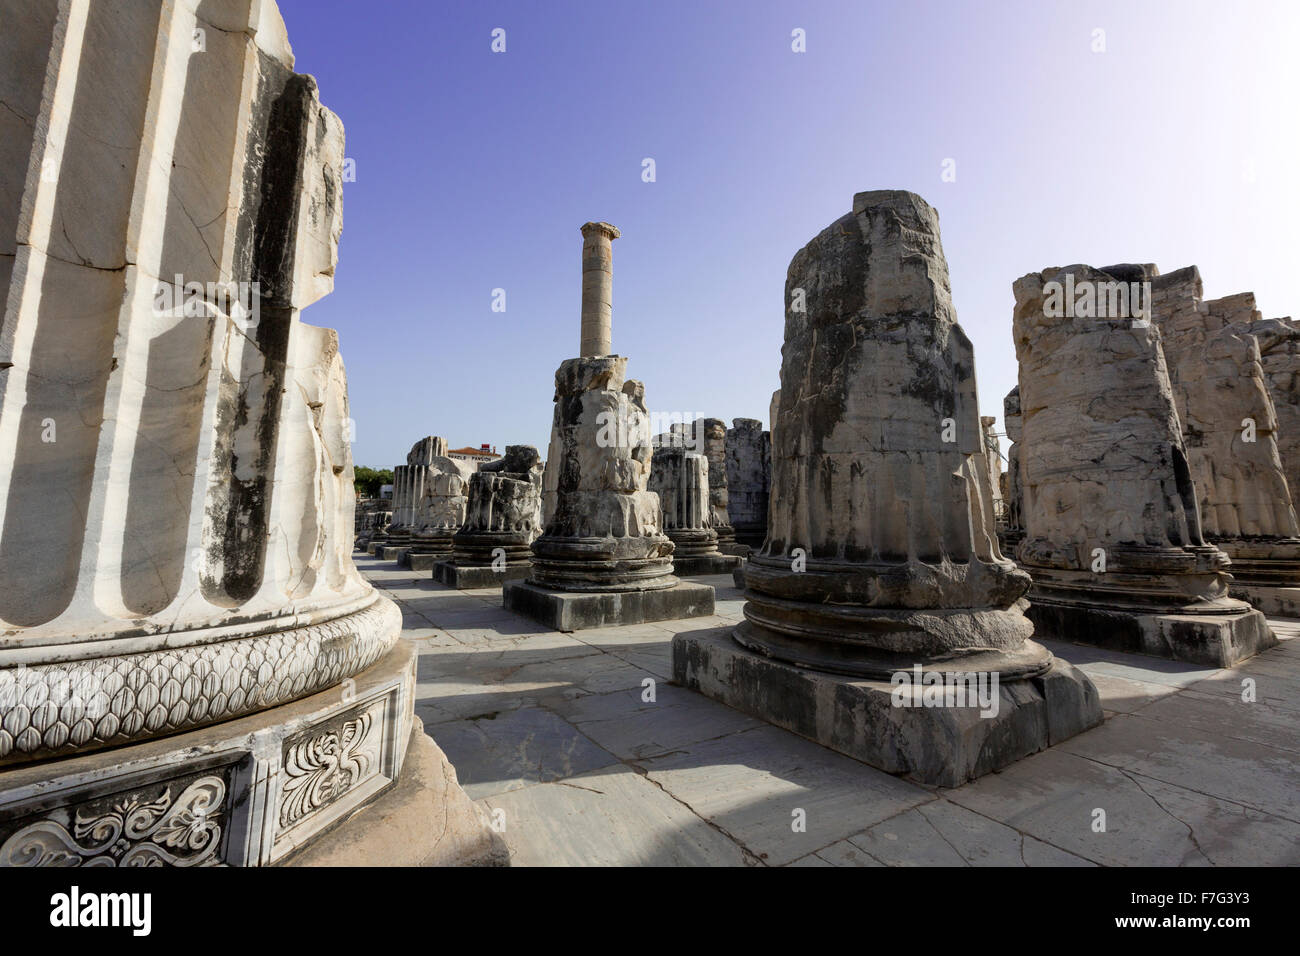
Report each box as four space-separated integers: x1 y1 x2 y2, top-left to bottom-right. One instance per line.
841 799 1096 867
478 765 756 866
1057 712 1300 823
640 726 932 865
429 706 619 800
361 559 1300 867
552 684 764 761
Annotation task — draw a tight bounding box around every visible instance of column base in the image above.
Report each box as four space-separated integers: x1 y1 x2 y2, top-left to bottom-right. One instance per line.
433 561 532 589
672 625 1102 788
672 552 741 576
0 643 498 867
718 543 752 558
400 550 452 571
1025 597 1275 666
378 546 410 561
1229 584 1300 618
503 578 715 632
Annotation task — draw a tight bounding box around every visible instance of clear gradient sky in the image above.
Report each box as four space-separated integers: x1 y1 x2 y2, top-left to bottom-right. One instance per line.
277 0 1300 471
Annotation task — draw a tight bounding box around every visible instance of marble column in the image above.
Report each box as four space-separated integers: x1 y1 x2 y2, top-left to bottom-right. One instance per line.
580 221 618 358
435 445 543 587
1150 270 1300 616
674 191 1101 787
504 223 714 630
999 386 1025 554
0 0 499 866
402 443 473 571
725 418 771 549
649 445 740 575
1012 264 1271 665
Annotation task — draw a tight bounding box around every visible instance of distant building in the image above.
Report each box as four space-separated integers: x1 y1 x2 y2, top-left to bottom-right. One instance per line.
379 483 394 499
447 443 503 472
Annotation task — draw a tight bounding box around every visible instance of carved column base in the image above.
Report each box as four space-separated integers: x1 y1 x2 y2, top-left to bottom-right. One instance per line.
527 533 676 592
399 531 457 570
433 531 536 589
0 641 501 867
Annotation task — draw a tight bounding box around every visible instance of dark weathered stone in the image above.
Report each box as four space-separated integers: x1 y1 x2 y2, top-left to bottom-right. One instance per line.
673 626 1101 789
504 578 714 632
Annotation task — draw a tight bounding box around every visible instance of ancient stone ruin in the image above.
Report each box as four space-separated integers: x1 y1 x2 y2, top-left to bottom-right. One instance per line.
1010 264 1272 666
504 223 715 631
1251 315 1300 501
378 463 414 558
648 444 740 575
675 190 1101 787
698 417 747 556
435 445 544 588
999 386 1025 553
0 0 499 865
1149 269 1300 617
399 437 474 571
725 418 770 548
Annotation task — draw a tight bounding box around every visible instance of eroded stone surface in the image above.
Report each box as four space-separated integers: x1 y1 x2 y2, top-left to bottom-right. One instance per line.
725 417 770 547
1012 264 1270 664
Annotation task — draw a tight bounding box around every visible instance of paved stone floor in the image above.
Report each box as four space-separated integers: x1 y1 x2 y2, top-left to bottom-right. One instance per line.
358 555 1300 866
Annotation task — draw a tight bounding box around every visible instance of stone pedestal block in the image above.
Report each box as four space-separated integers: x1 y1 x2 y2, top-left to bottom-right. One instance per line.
673 626 1102 789
504 578 714 632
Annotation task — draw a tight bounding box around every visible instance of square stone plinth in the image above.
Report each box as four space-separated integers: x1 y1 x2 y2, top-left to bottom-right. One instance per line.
1229 584 1300 619
672 553 742 576
379 546 410 561
434 561 533 589
1025 599 1276 667
504 579 715 632
672 625 1103 788
399 551 446 572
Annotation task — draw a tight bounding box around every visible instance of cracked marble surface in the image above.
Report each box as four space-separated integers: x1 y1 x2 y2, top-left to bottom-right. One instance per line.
362 554 1300 866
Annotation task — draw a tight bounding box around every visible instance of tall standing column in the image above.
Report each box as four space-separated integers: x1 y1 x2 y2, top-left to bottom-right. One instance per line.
580 221 619 357
504 222 715 631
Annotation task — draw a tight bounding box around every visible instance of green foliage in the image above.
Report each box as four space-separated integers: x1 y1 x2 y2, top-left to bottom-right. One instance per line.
353 466 393 499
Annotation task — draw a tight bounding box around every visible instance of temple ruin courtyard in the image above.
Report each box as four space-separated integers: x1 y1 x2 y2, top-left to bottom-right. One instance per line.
362 556 1300 866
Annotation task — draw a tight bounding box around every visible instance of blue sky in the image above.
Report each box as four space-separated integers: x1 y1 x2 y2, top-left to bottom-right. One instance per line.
277 0 1300 470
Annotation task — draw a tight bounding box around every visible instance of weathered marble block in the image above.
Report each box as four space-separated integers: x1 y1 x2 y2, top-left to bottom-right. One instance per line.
649 445 740 576
399 439 473 570
1151 270 1300 617
0 0 498 866
677 191 1100 787
1012 264 1271 665
999 387 1025 554
725 417 770 549
435 445 543 587
1252 315 1300 499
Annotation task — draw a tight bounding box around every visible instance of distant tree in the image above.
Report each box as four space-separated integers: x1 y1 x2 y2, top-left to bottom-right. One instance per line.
353 466 393 498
